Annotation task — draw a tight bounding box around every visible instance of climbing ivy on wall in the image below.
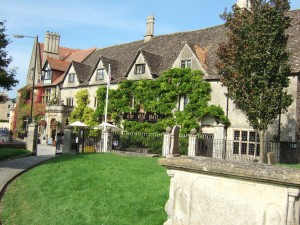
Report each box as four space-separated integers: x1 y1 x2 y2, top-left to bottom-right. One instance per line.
69 89 97 128
95 68 229 134
16 87 45 134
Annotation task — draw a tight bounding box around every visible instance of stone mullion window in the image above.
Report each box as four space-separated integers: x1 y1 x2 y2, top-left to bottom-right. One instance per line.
233 130 259 156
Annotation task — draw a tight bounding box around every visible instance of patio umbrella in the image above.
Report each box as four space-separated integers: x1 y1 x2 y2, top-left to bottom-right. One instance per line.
69 121 88 127
94 122 121 131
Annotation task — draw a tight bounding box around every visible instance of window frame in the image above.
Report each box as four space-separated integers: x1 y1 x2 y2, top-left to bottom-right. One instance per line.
134 64 145 75
181 59 192 69
44 88 51 104
233 130 260 156
68 73 75 83
96 68 105 81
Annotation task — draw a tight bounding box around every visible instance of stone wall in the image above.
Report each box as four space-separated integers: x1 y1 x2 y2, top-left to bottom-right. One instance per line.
159 157 300 225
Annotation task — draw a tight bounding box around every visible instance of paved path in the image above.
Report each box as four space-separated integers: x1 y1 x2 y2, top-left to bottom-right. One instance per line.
0 144 56 195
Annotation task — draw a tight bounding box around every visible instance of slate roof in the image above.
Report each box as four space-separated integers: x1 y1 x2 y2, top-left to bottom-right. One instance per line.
77 9 300 86
72 61 93 83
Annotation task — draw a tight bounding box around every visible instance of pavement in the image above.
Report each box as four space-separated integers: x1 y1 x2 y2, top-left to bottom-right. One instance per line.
0 144 56 196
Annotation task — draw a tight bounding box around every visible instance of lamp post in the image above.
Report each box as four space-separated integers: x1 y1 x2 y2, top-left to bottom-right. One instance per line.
14 34 38 124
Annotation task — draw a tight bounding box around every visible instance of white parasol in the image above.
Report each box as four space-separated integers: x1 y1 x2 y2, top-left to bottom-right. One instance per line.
94 122 121 131
69 121 88 127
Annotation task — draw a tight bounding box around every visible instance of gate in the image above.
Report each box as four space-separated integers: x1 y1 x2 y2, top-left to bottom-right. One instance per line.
198 134 214 157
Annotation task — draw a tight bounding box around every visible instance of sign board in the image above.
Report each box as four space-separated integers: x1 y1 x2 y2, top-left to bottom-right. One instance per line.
122 112 161 123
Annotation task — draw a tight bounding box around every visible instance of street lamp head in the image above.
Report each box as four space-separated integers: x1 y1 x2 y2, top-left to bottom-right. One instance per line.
13 34 37 39
13 34 25 38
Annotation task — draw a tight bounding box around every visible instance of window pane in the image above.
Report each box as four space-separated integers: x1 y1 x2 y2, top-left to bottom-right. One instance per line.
187 60 191 68
233 142 239 154
249 132 256 142
135 64 145 74
234 131 240 140
69 73 75 82
181 60 191 68
249 144 255 155
96 69 104 80
241 143 247 154
242 131 248 141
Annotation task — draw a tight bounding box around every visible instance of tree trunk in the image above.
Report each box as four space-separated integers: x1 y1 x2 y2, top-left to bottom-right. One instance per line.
259 130 266 163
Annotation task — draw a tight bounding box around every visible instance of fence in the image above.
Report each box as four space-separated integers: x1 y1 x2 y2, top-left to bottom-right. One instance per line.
82 132 164 154
195 138 300 164
80 131 300 164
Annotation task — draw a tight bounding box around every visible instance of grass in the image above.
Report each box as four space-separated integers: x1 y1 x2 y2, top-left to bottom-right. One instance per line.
280 163 300 169
0 153 169 225
0 148 32 162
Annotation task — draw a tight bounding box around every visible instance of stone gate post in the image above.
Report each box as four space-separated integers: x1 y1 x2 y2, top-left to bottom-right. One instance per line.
26 123 38 155
188 128 198 156
62 126 75 154
167 125 180 158
162 127 172 157
101 127 112 152
213 124 225 159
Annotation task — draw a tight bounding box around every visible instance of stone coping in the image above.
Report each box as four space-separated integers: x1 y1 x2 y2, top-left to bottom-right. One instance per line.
159 156 300 187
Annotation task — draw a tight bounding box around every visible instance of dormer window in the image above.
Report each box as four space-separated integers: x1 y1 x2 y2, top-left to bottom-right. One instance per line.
181 59 192 68
68 73 75 83
96 69 105 81
44 69 52 80
135 64 145 74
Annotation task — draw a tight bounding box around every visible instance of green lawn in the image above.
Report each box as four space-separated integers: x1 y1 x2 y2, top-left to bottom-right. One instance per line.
0 148 32 162
0 153 169 225
280 164 300 169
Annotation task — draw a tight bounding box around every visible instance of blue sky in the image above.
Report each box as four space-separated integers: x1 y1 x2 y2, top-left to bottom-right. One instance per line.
1 0 300 98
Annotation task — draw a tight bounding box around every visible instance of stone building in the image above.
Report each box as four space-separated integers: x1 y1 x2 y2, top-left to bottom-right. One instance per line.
0 94 14 130
17 1 300 156
13 31 96 141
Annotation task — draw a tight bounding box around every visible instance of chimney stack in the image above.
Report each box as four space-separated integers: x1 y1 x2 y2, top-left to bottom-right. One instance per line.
43 31 60 63
236 0 251 11
44 31 60 54
144 15 155 42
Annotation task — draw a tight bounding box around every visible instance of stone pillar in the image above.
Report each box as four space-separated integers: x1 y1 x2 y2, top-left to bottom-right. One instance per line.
162 127 172 157
62 126 75 154
188 128 198 156
167 126 180 158
26 123 38 155
287 188 300 225
213 124 225 159
101 127 112 152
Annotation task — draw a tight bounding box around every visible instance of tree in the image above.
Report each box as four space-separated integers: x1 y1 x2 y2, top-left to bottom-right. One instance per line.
217 0 292 163
0 21 18 92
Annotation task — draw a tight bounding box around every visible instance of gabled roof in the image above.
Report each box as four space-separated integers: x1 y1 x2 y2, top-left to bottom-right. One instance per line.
140 50 163 77
72 61 93 83
39 47 96 87
77 9 300 86
46 58 70 72
125 49 163 78
60 48 96 63
86 56 122 85
83 24 227 80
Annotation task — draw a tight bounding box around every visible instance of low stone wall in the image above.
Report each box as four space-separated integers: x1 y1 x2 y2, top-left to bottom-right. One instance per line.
159 157 300 225
0 143 26 149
